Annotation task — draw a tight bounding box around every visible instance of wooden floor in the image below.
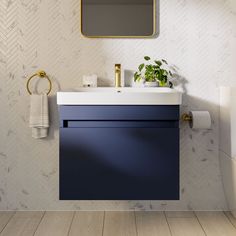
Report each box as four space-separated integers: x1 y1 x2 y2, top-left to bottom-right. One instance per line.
0 211 236 236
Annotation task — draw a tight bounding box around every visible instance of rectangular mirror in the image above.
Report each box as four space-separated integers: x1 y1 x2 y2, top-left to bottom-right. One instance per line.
81 0 155 38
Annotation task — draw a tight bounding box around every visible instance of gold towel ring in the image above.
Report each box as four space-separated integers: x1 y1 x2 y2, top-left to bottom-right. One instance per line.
26 70 52 95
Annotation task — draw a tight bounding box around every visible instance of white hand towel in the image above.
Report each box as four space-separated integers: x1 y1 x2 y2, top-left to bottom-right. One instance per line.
29 94 49 139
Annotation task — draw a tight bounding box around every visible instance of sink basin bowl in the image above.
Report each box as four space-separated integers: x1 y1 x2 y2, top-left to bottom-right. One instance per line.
57 87 182 105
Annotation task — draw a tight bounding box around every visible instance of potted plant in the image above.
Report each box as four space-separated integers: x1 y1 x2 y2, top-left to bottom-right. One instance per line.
134 56 173 87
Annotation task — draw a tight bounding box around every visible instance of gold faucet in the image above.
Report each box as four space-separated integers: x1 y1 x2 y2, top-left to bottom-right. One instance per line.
115 64 121 87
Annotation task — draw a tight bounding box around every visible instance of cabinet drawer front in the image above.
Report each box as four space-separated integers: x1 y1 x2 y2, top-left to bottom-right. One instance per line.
60 127 179 200
59 105 179 125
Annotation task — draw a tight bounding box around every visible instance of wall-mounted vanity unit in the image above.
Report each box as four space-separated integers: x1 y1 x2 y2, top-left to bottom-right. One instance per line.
57 88 182 200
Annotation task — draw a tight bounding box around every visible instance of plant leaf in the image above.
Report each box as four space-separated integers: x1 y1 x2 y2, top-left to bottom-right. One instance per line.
162 70 168 76
138 63 145 72
144 56 151 61
134 71 143 82
155 60 162 66
162 59 168 64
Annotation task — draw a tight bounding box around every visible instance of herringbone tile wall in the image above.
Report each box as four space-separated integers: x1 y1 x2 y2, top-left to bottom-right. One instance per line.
0 0 236 210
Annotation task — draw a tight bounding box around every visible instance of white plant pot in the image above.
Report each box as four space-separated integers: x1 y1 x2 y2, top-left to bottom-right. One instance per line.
145 81 159 87
132 78 145 87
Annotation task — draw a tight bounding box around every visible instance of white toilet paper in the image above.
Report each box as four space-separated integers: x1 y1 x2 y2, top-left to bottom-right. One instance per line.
189 111 211 129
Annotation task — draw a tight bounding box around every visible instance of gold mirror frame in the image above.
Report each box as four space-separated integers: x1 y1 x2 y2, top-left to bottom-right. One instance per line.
81 0 156 38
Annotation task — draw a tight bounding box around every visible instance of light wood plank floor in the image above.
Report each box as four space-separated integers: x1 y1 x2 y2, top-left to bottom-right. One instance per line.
0 211 235 236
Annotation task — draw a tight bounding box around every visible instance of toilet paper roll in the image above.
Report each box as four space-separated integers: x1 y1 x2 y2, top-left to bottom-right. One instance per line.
189 111 211 129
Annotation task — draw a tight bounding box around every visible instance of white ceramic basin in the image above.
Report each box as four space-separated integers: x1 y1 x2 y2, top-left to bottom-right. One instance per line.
57 87 182 105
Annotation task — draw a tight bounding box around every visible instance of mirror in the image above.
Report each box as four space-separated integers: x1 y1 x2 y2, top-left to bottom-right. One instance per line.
81 0 155 38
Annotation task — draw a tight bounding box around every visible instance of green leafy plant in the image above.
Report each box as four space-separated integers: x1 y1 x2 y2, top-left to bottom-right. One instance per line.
134 56 173 87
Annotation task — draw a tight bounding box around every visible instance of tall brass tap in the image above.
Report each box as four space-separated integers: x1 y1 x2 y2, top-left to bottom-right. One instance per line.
115 64 121 87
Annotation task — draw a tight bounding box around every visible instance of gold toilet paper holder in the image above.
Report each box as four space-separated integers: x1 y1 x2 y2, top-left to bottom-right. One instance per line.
181 111 211 129
181 113 192 122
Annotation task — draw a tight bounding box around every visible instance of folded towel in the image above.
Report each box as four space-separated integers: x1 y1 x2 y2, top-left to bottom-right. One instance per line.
29 94 49 139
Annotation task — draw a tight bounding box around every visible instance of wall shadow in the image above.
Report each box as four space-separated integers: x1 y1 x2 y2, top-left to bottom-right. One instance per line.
45 75 61 141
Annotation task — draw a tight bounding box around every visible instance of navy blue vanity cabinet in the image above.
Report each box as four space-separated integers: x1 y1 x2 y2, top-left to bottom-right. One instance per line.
59 106 179 200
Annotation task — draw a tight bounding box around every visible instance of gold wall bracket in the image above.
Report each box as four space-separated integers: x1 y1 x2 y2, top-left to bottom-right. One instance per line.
181 113 192 122
26 70 52 95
